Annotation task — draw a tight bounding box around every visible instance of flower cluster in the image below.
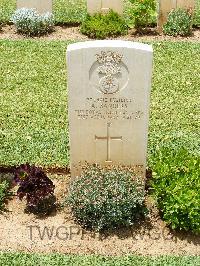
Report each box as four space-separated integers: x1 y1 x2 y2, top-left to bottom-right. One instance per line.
66 164 147 231
11 8 54 36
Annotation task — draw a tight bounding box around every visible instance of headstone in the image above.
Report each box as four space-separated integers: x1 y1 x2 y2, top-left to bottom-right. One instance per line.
158 0 195 32
17 0 52 14
87 0 123 15
67 41 153 178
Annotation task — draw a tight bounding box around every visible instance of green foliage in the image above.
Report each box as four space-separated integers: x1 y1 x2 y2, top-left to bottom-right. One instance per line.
0 179 10 211
193 0 200 27
148 41 199 166
80 10 128 39
0 0 15 24
11 8 55 36
163 8 193 36
0 253 200 266
0 40 70 167
66 165 147 231
151 148 200 234
128 0 156 29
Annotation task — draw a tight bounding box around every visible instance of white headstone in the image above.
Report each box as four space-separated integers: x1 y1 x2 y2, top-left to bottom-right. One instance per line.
87 0 123 15
17 0 52 14
67 41 153 178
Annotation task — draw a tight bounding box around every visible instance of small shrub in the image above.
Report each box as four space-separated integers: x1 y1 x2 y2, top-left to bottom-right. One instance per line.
80 10 128 39
66 164 147 231
163 8 193 36
11 8 54 36
0 180 10 211
151 148 200 234
193 5 200 27
128 0 156 29
14 163 55 214
0 0 15 25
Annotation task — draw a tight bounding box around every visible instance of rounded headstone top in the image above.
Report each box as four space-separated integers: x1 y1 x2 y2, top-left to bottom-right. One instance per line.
67 40 153 53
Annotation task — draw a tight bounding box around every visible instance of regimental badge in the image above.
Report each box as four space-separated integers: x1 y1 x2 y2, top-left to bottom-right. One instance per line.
96 51 123 94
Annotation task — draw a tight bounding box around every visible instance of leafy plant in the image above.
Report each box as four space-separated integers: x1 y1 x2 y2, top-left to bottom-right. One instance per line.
11 8 55 36
151 148 200 234
193 1 200 27
0 179 11 211
0 0 15 24
128 0 156 29
14 163 55 213
66 164 147 231
163 8 193 36
80 10 128 39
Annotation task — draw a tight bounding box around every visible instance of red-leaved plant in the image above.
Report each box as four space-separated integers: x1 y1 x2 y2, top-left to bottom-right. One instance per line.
14 163 55 212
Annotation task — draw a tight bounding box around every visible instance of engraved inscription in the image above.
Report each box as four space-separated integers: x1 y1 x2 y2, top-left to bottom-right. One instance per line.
75 109 143 120
74 97 144 120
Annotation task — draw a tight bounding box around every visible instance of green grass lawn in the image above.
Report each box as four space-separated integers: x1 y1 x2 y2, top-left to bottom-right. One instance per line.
0 40 199 167
0 253 200 266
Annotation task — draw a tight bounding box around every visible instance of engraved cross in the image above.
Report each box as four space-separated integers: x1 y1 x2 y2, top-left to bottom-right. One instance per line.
95 122 122 162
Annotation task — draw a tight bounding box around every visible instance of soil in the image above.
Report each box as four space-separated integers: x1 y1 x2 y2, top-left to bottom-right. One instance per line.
0 173 199 256
0 24 200 42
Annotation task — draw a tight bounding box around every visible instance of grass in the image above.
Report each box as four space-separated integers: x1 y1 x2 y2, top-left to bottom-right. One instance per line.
54 0 86 24
0 40 70 167
148 42 200 161
0 253 200 266
0 0 199 25
0 40 199 167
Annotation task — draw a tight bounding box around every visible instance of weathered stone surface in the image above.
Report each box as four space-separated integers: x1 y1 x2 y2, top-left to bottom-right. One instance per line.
67 41 153 178
17 0 52 14
87 0 123 15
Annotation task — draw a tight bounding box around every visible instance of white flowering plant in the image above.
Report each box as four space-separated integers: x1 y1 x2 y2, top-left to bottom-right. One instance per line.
66 164 147 231
163 8 193 36
11 8 54 36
